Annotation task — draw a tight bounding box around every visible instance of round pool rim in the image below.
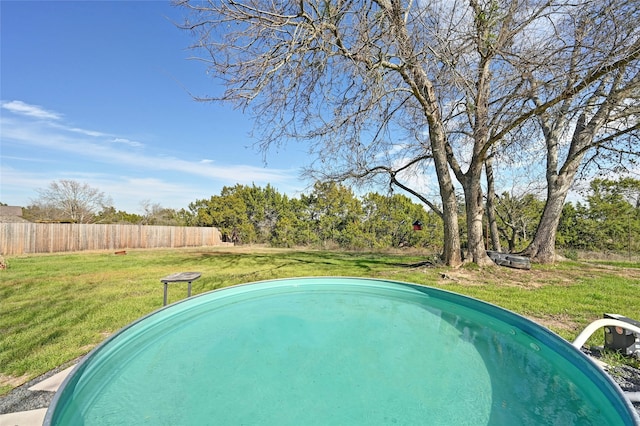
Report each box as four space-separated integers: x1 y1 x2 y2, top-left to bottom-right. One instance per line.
44 276 640 425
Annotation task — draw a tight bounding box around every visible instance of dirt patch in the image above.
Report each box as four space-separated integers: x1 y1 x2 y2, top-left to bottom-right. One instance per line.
578 261 640 278
0 373 31 388
525 314 580 334
439 267 545 289
437 261 640 288
79 344 98 352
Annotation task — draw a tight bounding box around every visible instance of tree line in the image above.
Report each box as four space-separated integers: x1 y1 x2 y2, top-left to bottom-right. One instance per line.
16 178 640 256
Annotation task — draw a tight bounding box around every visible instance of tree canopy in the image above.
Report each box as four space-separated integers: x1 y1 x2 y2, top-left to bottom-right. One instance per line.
185 182 438 249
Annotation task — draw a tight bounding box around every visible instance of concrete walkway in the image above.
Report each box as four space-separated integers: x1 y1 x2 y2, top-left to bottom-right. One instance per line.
0 366 74 426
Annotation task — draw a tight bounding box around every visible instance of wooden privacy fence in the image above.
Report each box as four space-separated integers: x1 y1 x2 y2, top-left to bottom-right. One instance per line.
0 223 223 255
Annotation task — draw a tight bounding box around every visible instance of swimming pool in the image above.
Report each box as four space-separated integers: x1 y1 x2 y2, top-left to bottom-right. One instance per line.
45 277 640 425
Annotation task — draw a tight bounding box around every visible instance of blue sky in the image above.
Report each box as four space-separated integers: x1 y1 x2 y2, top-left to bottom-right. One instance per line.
1 1 309 213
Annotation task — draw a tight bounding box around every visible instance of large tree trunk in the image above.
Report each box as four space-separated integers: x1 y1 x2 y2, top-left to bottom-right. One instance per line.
461 45 493 267
440 184 462 266
523 177 572 262
462 164 494 266
524 114 591 262
485 154 502 252
429 124 463 267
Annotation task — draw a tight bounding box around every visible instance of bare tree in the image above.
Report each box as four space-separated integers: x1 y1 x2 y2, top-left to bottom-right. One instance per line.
175 0 639 265
32 180 112 223
140 200 181 226
517 0 640 262
484 152 502 252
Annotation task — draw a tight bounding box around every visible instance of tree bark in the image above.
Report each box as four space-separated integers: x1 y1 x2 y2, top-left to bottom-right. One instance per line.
485 154 502 252
460 25 494 267
524 115 589 262
431 127 462 267
523 177 572 262
462 163 494 265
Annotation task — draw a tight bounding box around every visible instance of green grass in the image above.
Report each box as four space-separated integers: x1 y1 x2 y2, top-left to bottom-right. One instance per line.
1 247 639 395
584 260 640 269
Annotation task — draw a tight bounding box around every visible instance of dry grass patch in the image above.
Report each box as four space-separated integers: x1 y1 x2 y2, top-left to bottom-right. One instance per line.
525 314 581 335
441 267 546 289
0 373 30 388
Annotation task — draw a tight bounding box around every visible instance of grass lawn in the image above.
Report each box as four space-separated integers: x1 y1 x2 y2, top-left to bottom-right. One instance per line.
1 247 639 395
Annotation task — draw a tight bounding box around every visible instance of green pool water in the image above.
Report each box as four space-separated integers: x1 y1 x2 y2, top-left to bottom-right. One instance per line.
46 277 639 425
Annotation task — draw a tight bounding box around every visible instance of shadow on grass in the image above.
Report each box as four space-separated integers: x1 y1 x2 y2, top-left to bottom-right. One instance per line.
398 260 439 268
193 250 422 279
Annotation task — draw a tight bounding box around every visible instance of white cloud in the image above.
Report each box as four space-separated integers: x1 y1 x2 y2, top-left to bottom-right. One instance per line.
69 127 108 138
2 100 123 141
47 121 110 138
0 100 302 211
1 100 62 120
0 155 54 163
1 113 294 183
112 137 144 148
